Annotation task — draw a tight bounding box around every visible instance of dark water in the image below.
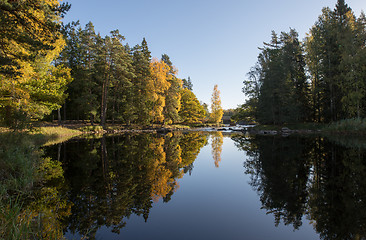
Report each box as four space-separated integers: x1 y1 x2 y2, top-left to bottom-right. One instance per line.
41 132 366 240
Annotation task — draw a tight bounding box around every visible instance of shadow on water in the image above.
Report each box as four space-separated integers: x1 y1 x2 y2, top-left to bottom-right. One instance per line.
232 134 366 240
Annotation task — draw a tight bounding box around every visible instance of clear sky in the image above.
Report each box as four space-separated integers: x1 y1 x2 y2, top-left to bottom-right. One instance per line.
62 0 365 109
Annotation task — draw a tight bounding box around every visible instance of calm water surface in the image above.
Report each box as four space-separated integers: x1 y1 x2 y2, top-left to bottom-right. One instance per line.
42 132 366 240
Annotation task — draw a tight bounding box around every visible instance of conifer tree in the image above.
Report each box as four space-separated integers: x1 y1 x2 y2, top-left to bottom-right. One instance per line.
161 54 182 124
132 39 153 125
182 77 193 91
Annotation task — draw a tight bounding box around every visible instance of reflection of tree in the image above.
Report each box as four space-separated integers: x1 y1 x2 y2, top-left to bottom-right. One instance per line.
211 132 223 168
308 139 366 240
236 135 311 229
28 157 72 239
0 133 71 239
233 134 366 239
43 132 207 238
180 132 208 174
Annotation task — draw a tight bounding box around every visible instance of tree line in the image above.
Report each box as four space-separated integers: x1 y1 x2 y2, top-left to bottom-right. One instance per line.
237 0 366 124
0 0 224 128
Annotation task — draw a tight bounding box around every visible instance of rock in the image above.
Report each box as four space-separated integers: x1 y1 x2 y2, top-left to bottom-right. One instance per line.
259 130 277 135
281 127 291 132
157 128 171 134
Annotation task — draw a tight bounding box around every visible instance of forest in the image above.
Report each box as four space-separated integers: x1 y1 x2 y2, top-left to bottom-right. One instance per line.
0 0 224 129
2 0 365 129
236 0 366 125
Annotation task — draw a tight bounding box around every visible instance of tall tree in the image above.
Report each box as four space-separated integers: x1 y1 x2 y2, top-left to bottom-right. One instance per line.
106 31 135 125
0 0 72 127
244 30 309 124
161 54 182 124
61 22 100 122
305 1 357 122
149 58 171 123
210 85 223 124
182 76 193 91
132 38 153 125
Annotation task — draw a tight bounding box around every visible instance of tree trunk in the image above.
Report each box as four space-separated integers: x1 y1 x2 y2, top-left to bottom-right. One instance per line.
57 108 62 125
63 102 67 122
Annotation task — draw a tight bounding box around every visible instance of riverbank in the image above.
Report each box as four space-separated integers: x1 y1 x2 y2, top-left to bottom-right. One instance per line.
240 119 366 136
3 118 366 140
27 121 225 135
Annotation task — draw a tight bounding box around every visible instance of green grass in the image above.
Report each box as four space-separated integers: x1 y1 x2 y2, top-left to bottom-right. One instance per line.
30 126 83 146
252 123 325 131
323 118 366 132
163 124 191 130
190 123 225 128
0 132 40 239
0 128 79 239
79 125 105 133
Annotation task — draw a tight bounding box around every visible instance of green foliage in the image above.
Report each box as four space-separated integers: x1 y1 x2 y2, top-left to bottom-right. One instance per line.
161 54 182 124
232 102 257 123
0 0 72 127
182 76 193 91
323 118 366 132
179 88 205 124
241 1 366 125
0 131 71 239
0 133 40 196
79 125 104 133
250 30 309 125
305 1 366 122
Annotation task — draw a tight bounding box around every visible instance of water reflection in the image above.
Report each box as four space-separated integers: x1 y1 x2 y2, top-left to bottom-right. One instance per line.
44 132 208 239
211 132 223 168
232 134 366 240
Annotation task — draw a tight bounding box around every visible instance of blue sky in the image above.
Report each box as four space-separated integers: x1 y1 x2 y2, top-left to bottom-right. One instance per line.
62 0 365 109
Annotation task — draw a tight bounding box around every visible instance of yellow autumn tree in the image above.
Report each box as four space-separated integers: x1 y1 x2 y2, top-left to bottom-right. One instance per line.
149 58 171 123
211 132 223 168
147 137 175 202
0 0 72 127
210 84 223 125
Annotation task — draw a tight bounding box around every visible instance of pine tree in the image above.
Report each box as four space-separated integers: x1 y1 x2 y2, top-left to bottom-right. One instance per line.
161 54 182 124
245 30 309 124
132 39 153 125
107 31 135 124
182 77 193 90
305 0 363 121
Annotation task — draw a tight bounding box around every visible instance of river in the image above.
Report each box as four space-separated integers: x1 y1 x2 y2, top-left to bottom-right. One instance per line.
38 132 366 240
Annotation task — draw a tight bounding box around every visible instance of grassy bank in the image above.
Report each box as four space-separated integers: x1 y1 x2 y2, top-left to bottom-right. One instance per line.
30 126 82 146
251 123 325 131
0 127 81 239
247 119 366 135
323 118 366 134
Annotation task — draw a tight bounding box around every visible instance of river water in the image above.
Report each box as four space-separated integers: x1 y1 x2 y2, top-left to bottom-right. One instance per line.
41 132 366 240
